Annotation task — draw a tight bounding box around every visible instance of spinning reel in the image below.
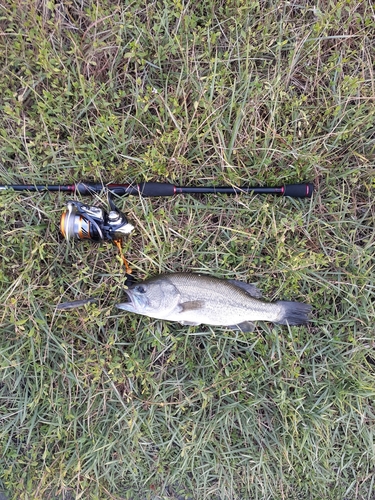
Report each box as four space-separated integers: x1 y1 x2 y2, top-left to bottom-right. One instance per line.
60 195 134 273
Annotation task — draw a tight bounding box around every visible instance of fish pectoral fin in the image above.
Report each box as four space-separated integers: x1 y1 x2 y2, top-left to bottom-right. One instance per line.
227 321 256 332
178 300 205 312
228 280 262 298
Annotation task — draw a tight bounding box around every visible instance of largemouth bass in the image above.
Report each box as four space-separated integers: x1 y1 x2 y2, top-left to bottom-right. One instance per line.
116 273 311 331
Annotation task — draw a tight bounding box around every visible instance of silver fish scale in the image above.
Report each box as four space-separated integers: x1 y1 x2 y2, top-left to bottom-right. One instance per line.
162 273 281 324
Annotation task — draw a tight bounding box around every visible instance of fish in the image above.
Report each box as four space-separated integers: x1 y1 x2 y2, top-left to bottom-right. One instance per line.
116 272 311 331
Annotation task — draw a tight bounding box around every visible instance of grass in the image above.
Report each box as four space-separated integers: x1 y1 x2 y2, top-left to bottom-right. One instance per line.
1 0 375 498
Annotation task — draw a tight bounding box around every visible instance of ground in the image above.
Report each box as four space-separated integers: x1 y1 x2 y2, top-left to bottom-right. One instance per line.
0 1 374 499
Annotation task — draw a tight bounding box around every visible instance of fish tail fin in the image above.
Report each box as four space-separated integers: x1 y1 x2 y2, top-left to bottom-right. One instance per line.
275 301 312 325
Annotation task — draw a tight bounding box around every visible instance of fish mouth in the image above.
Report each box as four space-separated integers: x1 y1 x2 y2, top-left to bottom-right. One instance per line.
116 289 145 312
116 290 136 312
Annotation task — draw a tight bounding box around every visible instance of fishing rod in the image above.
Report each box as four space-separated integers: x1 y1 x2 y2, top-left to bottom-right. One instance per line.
2 180 314 275
0 181 314 198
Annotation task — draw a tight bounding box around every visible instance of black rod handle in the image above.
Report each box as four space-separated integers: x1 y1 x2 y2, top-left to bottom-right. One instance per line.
282 183 314 198
137 182 176 197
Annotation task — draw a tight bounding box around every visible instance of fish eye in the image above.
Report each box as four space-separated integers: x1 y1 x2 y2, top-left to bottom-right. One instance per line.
136 285 146 294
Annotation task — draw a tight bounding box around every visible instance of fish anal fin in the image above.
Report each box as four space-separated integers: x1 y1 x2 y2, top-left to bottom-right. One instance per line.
228 280 262 298
178 300 204 312
228 321 256 332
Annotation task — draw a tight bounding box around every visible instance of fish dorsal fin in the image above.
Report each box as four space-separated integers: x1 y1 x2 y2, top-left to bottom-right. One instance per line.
178 300 204 312
228 280 262 298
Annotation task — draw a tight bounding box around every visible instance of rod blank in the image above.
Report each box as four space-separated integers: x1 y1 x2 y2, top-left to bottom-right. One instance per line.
0 182 314 198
